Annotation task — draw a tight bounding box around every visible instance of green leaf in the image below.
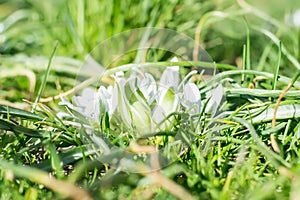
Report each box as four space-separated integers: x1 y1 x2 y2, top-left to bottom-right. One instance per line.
48 143 64 179
0 159 91 200
35 146 96 171
0 118 43 138
0 105 43 120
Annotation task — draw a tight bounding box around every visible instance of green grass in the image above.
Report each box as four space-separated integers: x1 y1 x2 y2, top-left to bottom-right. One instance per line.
1 0 300 199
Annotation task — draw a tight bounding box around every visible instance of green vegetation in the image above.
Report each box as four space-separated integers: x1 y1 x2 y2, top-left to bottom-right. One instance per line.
1 0 300 199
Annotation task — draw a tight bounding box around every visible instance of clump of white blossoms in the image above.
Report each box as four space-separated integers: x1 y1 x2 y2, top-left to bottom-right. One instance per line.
59 58 205 136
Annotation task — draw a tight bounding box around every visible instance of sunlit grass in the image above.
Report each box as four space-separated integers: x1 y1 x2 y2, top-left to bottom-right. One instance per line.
1 0 300 200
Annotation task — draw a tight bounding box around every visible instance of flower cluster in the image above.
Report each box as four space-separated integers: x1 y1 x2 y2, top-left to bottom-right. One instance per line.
59 58 203 136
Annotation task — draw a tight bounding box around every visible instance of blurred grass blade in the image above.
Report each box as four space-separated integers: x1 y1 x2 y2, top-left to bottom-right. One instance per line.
251 104 300 123
0 118 43 137
0 105 43 120
242 44 246 86
272 41 282 90
33 42 59 111
134 9 157 63
199 69 300 93
226 88 300 98
35 146 96 171
0 159 92 200
0 68 36 94
254 26 300 70
1 9 32 31
48 143 64 179
245 19 251 71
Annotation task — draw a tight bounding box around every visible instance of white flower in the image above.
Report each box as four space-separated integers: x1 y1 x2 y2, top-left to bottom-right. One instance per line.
73 88 99 120
58 88 99 123
59 58 203 135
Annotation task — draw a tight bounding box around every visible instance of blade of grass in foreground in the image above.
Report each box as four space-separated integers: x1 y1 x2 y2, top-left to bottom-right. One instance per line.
0 118 43 137
0 159 92 200
0 105 43 120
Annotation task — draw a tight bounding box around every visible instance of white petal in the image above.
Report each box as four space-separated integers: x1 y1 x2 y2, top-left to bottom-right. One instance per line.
115 78 132 128
97 85 112 114
160 67 180 89
73 88 96 107
71 88 99 120
139 73 157 104
170 57 179 63
56 111 72 119
58 98 75 109
152 88 179 130
205 84 223 116
184 83 200 103
183 82 201 114
130 101 152 134
152 105 166 125
115 71 124 77
160 57 180 89
291 9 300 28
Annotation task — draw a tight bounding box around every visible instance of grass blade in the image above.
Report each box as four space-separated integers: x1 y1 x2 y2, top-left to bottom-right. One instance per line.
33 42 59 111
232 117 290 168
272 41 282 90
0 105 43 120
0 159 92 200
0 118 43 138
